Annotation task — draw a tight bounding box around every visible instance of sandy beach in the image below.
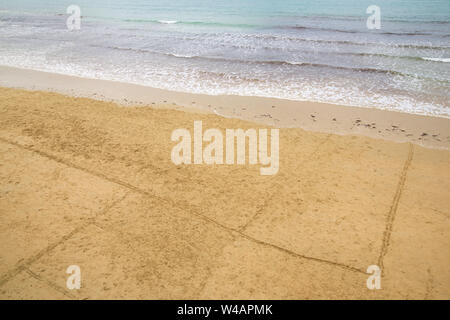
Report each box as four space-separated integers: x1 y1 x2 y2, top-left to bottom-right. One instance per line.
2 66 450 150
0 69 449 299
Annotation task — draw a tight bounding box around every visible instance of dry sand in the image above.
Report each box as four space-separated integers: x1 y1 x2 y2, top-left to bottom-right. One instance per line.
0 81 449 299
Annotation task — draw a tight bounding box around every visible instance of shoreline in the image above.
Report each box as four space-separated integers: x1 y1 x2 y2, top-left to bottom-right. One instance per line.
1 65 449 149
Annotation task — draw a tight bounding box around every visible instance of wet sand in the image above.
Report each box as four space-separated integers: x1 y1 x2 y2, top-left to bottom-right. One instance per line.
1 65 449 150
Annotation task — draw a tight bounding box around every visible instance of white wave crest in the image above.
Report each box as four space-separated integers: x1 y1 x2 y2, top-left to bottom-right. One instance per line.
157 20 178 24
422 57 450 63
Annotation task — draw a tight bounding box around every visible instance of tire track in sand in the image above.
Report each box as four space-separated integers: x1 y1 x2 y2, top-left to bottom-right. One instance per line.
377 143 414 270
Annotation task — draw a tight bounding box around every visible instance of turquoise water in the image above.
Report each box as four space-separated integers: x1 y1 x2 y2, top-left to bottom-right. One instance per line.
0 0 449 116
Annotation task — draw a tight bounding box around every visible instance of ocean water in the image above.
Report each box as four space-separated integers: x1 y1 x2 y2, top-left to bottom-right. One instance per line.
0 0 449 117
